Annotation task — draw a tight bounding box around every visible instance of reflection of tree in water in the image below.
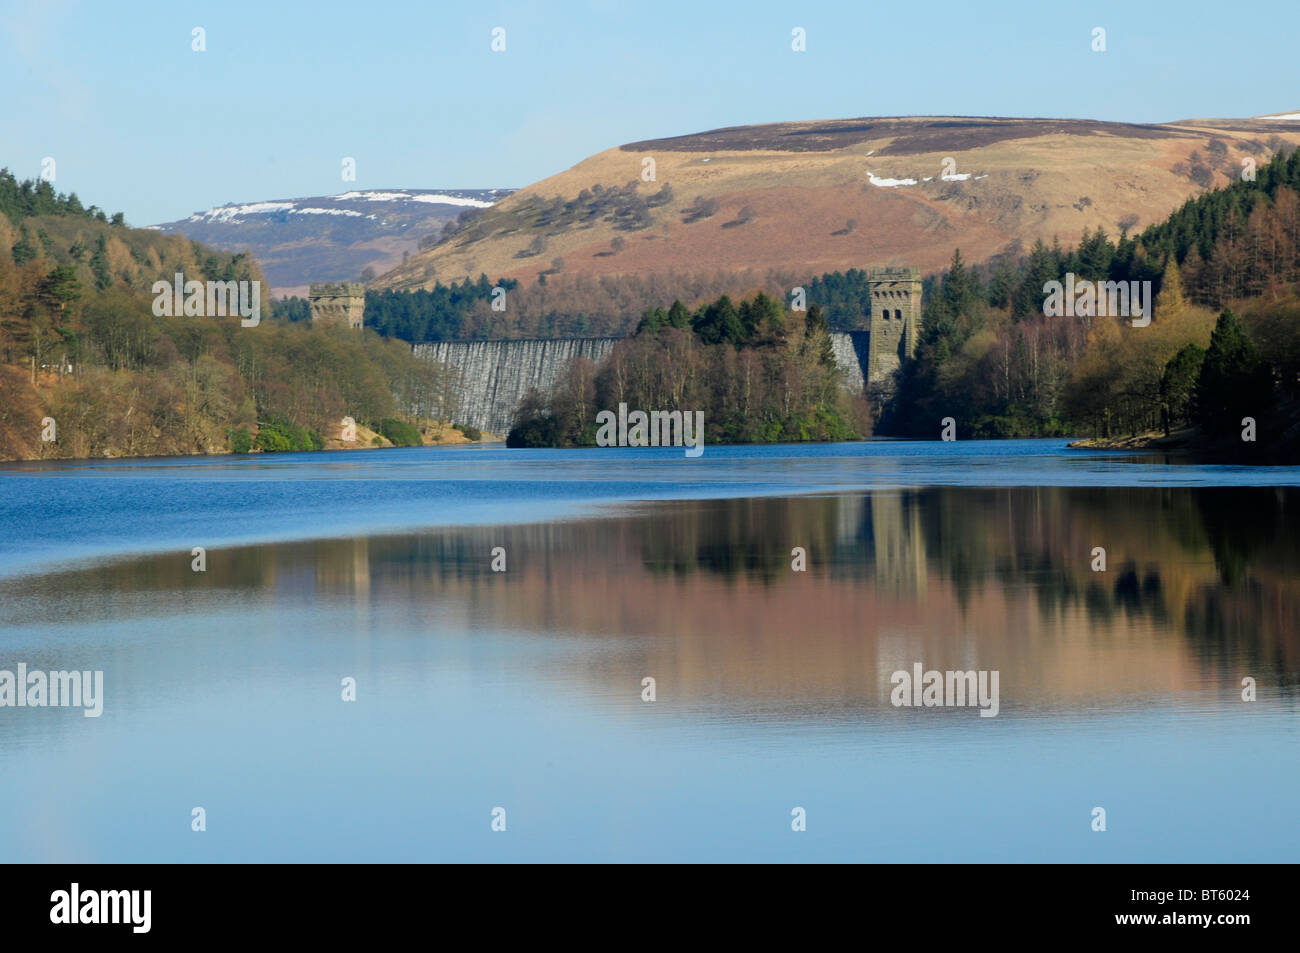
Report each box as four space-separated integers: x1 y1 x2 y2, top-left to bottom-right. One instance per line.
909 485 1299 661
637 496 858 586
1113 564 1167 625
1181 487 1300 672
1193 487 1295 587
9 483 1296 678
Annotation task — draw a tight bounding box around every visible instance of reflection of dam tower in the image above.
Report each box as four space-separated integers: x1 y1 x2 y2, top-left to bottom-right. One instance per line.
870 492 927 597
314 536 372 596
866 267 922 385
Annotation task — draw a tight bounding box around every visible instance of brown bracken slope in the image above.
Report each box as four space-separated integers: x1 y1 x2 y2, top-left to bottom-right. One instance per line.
373 114 1300 290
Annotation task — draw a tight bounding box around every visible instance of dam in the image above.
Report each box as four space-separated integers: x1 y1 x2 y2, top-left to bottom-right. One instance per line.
415 332 872 436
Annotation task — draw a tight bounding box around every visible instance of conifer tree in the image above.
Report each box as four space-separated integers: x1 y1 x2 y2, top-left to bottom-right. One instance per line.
1155 255 1186 321
1194 309 1269 436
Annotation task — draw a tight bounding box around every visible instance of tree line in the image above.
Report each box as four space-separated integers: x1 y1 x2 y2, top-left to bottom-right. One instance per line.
352 266 903 343
507 291 867 448
0 176 458 460
891 149 1300 447
0 167 126 227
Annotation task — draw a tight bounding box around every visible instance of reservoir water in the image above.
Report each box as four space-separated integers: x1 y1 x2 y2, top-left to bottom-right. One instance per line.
1 440 1296 861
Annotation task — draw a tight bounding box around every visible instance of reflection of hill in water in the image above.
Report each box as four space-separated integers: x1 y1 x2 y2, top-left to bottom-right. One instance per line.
5 487 1297 716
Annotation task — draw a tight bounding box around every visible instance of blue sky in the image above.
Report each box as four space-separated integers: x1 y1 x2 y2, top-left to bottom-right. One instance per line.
2 0 1296 225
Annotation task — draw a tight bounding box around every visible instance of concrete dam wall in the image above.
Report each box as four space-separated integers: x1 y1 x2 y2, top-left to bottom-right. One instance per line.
414 338 618 435
416 331 870 435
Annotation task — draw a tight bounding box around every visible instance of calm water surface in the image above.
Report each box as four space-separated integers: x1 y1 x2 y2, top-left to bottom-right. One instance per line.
0 440 1296 861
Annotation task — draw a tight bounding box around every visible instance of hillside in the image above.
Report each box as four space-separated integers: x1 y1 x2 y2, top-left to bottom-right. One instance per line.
374 114 1300 291
498 144 1300 460
152 188 512 297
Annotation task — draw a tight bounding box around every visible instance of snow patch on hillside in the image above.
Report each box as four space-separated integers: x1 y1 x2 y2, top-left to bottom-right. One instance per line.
868 169 985 188
190 202 295 223
866 171 918 188
292 208 366 216
186 203 370 224
333 190 494 207
173 189 503 227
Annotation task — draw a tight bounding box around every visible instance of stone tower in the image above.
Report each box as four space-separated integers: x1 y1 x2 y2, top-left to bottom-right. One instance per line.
309 282 366 329
866 267 922 385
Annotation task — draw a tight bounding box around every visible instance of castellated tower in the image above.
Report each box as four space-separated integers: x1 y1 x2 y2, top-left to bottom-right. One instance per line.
308 282 366 329
866 267 922 385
